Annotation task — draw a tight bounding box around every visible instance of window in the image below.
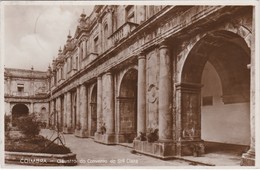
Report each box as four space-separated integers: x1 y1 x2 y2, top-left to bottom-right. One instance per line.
94 36 99 53
125 5 134 22
17 84 24 92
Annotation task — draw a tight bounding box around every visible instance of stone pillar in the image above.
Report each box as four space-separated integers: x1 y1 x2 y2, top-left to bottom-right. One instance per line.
49 100 54 128
76 84 89 137
241 7 255 166
175 82 204 156
56 97 61 131
63 93 67 131
65 92 73 133
95 73 116 144
103 72 115 134
137 53 146 134
76 87 81 130
158 43 172 141
96 76 102 133
30 102 34 114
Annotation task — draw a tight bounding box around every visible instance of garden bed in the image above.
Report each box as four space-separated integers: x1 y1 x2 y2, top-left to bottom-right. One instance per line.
5 135 71 154
5 135 77 166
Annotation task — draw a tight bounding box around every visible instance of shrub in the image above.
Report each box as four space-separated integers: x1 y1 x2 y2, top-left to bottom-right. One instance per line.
4 115 12 138
15 114 41 137
146 128 159 143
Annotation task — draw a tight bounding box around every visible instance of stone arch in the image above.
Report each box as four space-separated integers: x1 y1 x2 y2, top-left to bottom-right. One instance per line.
117 68 138 143
117 65 138 97
181 30 250 103
12 103 29 126
175 30 251 156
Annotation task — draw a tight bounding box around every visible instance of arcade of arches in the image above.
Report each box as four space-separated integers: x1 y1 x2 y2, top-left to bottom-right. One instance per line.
48 7 255 166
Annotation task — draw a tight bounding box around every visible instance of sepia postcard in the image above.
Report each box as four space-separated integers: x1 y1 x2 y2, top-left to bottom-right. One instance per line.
0 1 259 169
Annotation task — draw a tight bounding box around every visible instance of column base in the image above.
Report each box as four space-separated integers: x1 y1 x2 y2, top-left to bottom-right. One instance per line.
176 140 205 156
133 140 176 159
74 129 89 138
63 127 74 134
241 151 255 166
94 132 116 145
116 133 137 143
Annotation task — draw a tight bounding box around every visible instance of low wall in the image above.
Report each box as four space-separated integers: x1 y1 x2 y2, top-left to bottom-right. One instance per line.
5 151 77 166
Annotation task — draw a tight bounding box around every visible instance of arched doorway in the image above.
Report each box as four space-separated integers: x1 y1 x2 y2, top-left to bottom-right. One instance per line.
179 30 250 156
90 85 97 136
12 104 29 126
118 68 138 143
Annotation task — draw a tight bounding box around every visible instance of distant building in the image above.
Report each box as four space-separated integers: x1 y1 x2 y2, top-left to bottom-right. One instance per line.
4 5 255 165
4 67 50 126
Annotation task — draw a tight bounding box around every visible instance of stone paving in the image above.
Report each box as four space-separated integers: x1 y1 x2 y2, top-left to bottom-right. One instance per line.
40 129 193 167
40 129 243 167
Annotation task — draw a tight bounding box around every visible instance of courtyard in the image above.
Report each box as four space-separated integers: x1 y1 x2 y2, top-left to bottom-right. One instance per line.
40 129 244 166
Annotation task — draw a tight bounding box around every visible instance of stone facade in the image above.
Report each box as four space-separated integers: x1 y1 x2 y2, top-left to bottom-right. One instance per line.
4 67 50 125
4 5 255 166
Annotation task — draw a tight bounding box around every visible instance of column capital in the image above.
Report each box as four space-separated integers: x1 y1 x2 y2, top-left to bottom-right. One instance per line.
159 40 169 50
138 52 146 60
105 71 112 76
97 75 102 80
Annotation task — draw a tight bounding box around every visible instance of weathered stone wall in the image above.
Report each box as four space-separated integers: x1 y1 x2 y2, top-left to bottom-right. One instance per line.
146 49 159 130
201 62 250 145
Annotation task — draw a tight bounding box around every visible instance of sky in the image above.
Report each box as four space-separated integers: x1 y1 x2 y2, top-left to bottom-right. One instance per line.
3 4 94 71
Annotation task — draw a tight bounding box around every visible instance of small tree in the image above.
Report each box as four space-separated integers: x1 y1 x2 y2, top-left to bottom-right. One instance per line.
4 115 12 138
15 114 41 137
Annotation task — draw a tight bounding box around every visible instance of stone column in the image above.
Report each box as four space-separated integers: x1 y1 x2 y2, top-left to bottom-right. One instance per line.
137 53 146 134
158 42 172 141
241 7 255 166
63 93 67 130
66 92 72 133
103 72 115 134
50 100 54 128
76 86 81 130
56 97 61 131
96 76 102 133
30 102 34 114
77 84 88 137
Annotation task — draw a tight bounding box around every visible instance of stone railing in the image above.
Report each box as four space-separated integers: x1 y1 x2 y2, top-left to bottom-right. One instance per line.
109 22 139 46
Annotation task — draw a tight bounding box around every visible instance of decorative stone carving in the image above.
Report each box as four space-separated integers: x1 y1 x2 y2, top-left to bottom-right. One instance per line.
148 84 157 103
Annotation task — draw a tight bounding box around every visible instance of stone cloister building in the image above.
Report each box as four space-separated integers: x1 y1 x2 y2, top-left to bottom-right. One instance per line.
4 5 255 165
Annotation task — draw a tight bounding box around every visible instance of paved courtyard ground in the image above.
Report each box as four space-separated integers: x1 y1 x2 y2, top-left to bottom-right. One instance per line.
40 129 193 167
40 129 244 167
